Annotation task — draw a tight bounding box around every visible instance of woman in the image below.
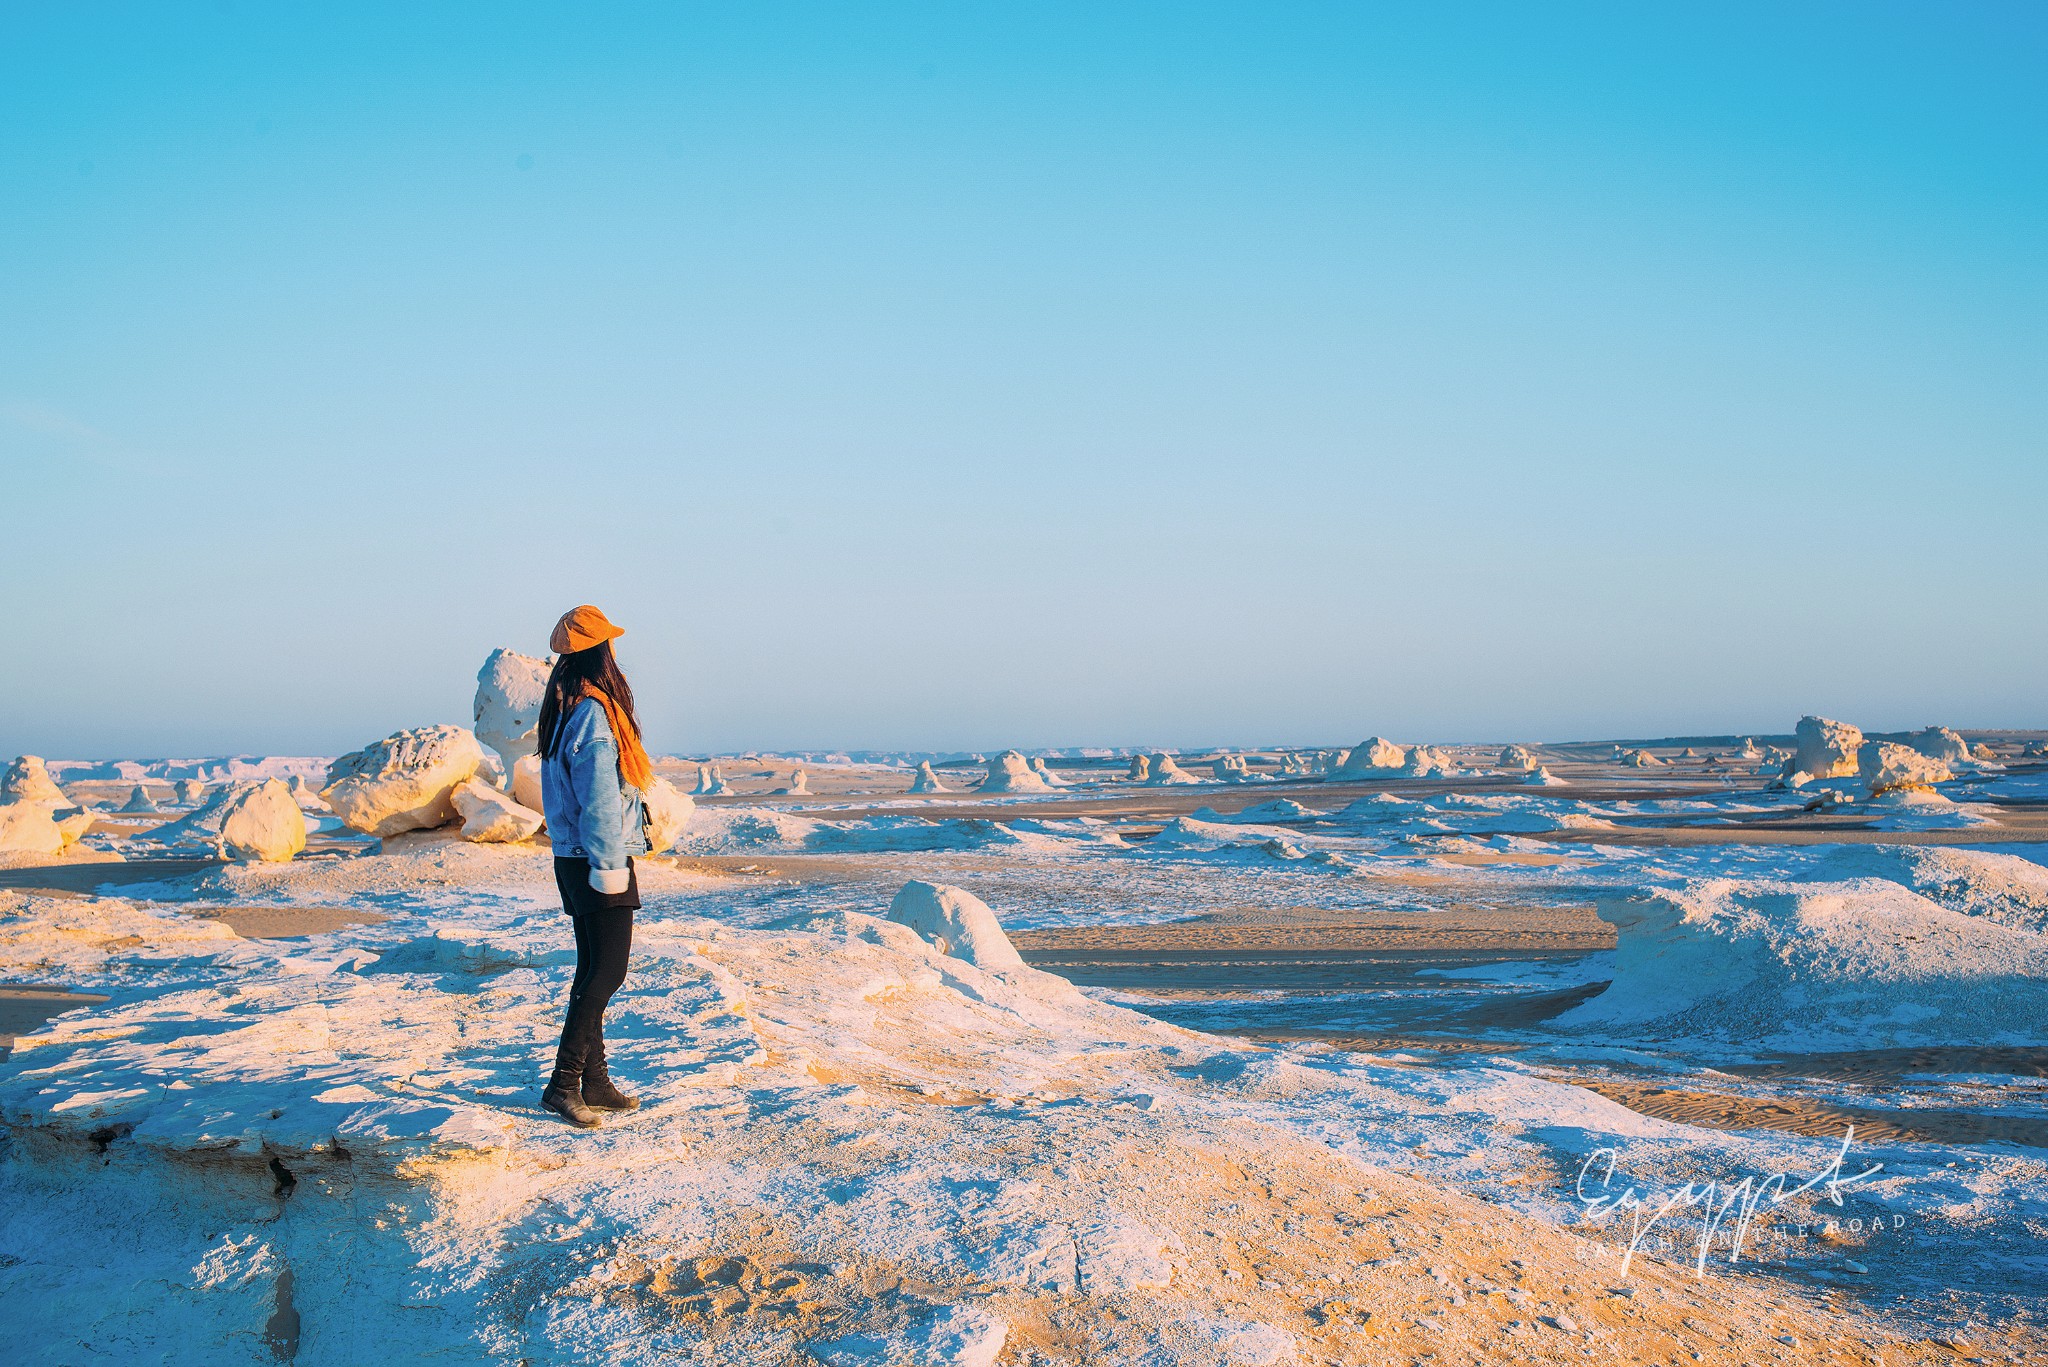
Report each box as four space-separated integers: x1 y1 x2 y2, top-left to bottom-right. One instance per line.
536 604 653 1128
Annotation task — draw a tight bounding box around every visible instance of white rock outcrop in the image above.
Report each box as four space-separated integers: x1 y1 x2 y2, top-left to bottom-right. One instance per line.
1524 766 1565 786
451 779 545 843
1498 745 1536 771
774 770 811 796
909 761 950 794
1213 754 1252 782
977 751 1055 794
1622 749 1665 768
175 779 206 804
1402 745 1452 777
886 880 1027 971
218 779 308 861
322 725 486 837
1905 727 1971 766
1028 757 1069 788
1330 738 1406 779
1860 742 1951 797
511 754 544 812
0 803 69 856
118 785 159 814
1786 716 1862 782
641 777 696 853
1 756 70 808
1144 753 1203 786
472 648 553 782
1124 754 1151 783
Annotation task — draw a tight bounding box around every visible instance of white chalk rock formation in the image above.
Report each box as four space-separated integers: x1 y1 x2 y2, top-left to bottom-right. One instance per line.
1737 738 1764 760
451 779 544 843
641 777 696 853
1498 745 1536 771
219 778 308 861
323 725 486 837
1906 727 1971 766
1213 754 1253 782
977 751 1055 793
1622 749 1665 768
886 880 1027 971
1125 754 1151 783
1402 745 1452 777
909 761 950 794
175 778 206 804
774 770 812 796
1524 766 1565 786
1860 742 1951 797
0 803 69 856
1 756 70 808
118 785 159 814
1028 757 1069 787
1331 738 1406 779
1786 716 1862 782
511 754 544 812
472 648 553 783
1144 753 1204 786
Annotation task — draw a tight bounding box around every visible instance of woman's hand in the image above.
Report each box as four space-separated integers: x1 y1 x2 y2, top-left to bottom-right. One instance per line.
588 865 631 895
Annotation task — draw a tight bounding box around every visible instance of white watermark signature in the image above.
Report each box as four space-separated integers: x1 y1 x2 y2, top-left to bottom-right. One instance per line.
1574 1127 1885 1276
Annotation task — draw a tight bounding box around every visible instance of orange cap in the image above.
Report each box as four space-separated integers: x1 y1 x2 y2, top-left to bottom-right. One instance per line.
550 604 625 655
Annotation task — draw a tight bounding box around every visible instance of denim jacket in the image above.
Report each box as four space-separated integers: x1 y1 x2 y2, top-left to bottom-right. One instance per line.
540 697 648 871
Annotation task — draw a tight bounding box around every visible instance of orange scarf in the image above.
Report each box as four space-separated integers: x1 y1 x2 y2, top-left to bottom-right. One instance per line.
581 686 654 793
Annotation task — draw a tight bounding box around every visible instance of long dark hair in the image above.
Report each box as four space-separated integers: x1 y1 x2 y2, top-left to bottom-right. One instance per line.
537 640 641 760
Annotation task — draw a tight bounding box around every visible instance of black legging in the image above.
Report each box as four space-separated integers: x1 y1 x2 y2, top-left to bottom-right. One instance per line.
558 907 633 1067
552 857 637 1073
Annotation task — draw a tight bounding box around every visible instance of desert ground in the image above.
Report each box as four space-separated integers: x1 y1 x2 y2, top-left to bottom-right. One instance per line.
2 717 2045 1364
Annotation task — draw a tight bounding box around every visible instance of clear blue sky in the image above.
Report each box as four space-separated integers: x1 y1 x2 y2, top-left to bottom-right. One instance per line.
3 3 2043 758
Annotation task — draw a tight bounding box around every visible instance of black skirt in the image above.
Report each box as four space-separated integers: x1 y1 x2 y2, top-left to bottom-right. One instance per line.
553 856 641 915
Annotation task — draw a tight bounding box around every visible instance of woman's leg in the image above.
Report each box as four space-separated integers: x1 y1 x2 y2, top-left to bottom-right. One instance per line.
571 910 636 1108
557 908 633 1079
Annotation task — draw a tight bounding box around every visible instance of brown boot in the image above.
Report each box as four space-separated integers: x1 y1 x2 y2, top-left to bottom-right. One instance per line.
542 1067 602 1128
582 1039 639 1112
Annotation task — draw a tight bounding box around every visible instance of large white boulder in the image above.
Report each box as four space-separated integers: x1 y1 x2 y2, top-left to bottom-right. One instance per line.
1 755 71 808
1144 753 1203 785
1028 757 1070 787
1622 749 1665 768
1330 738 1406 779
1905 727 1972 766
1498 745 1536 771
976 751 1054 793
1787 716 1862 781
908 761 949 794
118 785 159 814
0 803 68 856
1213 754 1252 782
1124 754 1151 783
885 880 1027 971
219 779 308 861
641 777 696 853
175 778 206 804
1402 745 1452 777
472 648 553 782
451 778 544 843
511 754 544 812
1860 742 1951 796
322 725 486 837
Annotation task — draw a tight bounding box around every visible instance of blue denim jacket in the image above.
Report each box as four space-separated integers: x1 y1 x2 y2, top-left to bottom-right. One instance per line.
540 698 647 871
